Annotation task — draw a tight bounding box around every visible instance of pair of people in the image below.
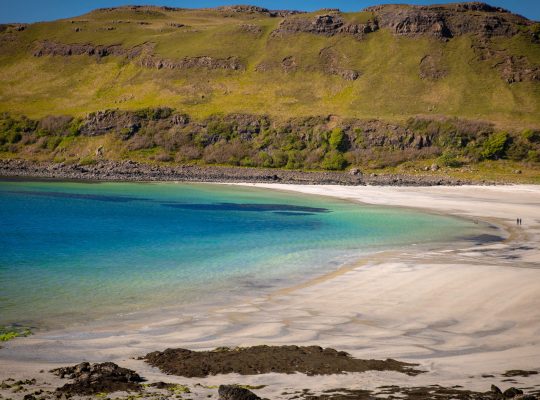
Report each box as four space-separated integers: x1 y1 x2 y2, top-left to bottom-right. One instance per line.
516 218 523 225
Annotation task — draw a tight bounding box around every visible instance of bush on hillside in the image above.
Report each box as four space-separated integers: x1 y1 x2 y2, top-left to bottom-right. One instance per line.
480 132 509 160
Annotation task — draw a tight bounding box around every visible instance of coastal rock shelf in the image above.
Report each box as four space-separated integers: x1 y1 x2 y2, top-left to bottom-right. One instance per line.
143 345 423 377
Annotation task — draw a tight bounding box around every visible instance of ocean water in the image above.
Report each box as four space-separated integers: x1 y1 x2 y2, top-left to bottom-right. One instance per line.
0 180 489 329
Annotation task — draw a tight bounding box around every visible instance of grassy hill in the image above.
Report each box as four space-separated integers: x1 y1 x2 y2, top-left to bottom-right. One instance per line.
1 3 540 182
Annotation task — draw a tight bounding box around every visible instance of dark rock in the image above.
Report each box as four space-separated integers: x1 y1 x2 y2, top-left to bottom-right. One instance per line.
218 385 261 400
504 388 524 398
144 345 422 377
51 362 143 395
503 370 539 377
492 385 504 396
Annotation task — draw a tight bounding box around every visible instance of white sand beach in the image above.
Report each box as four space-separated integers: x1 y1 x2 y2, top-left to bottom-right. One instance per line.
1 184 540 397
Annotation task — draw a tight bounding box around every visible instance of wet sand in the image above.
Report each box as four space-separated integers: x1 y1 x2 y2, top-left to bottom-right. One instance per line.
1 184 540 398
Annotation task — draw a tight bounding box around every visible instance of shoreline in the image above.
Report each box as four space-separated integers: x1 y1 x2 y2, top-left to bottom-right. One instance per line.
0 158 485 186
1 182 539 398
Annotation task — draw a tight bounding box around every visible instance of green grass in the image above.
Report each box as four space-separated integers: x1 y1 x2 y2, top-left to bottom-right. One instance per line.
0 5 538 129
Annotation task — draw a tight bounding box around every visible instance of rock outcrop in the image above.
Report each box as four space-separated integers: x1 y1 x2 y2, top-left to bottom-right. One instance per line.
366 2 531 38
79 109 142 137
144 345 422 377
472 39 540 83
272 12 378 39
139 54 244 71
33 41 245 71
419 53 448 80
33 40 145 58
51 362 143 395
218 385 261 400
319 47 360 81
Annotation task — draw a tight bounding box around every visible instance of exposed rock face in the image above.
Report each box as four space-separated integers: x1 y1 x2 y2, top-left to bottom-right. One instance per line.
33 41 244 71
497 55 540 83
139 54 244 71
281 55 298 72
219 385 261 400
366 3 531 38
79 110 142 137
319 47 360 81
419 53 448 80
239 24 263 35
33 40 145 58
472 39 540 83
272 13 378 39
216 5 303 18
51 362 143 395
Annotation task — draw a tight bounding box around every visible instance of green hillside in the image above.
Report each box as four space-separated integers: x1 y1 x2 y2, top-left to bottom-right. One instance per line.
1 3 540 181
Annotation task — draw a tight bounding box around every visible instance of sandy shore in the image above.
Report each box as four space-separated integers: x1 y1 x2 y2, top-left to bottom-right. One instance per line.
1 184 540 397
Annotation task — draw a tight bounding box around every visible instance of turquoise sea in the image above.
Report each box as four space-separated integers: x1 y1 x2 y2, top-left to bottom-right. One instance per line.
0 181 490 329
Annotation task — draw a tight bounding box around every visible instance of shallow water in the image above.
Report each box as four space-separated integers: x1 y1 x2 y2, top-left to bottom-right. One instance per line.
0 181 489 329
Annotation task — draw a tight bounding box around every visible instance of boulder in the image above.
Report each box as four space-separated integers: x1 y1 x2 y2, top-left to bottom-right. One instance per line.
218 385 261 400
504 388 524 398
51 362 143 395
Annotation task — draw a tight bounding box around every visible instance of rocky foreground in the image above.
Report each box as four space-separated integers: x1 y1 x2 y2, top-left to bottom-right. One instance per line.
0 159 477 186
1 346 538 400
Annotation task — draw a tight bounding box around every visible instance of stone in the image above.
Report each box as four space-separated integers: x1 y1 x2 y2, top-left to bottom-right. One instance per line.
491 384 503 396
218 385 261 400
504 388 524 398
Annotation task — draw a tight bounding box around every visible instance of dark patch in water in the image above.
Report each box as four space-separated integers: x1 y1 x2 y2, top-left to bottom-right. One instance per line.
6 190 145 203
464 234 505 244
272 211 316 216
162 202 330 213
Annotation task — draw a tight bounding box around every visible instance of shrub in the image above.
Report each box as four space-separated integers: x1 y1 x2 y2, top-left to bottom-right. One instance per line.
135 107 173 120
155 153 173 162
522 129 540 144
207 121 234 141
285 150 303 169
38 115 73 135
176 145 201 162
527 150 540 163
480 132 509 160
506 138 530 161
256 151 273 168
437 151 462 167
329 128 348 152
321 151 348 170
